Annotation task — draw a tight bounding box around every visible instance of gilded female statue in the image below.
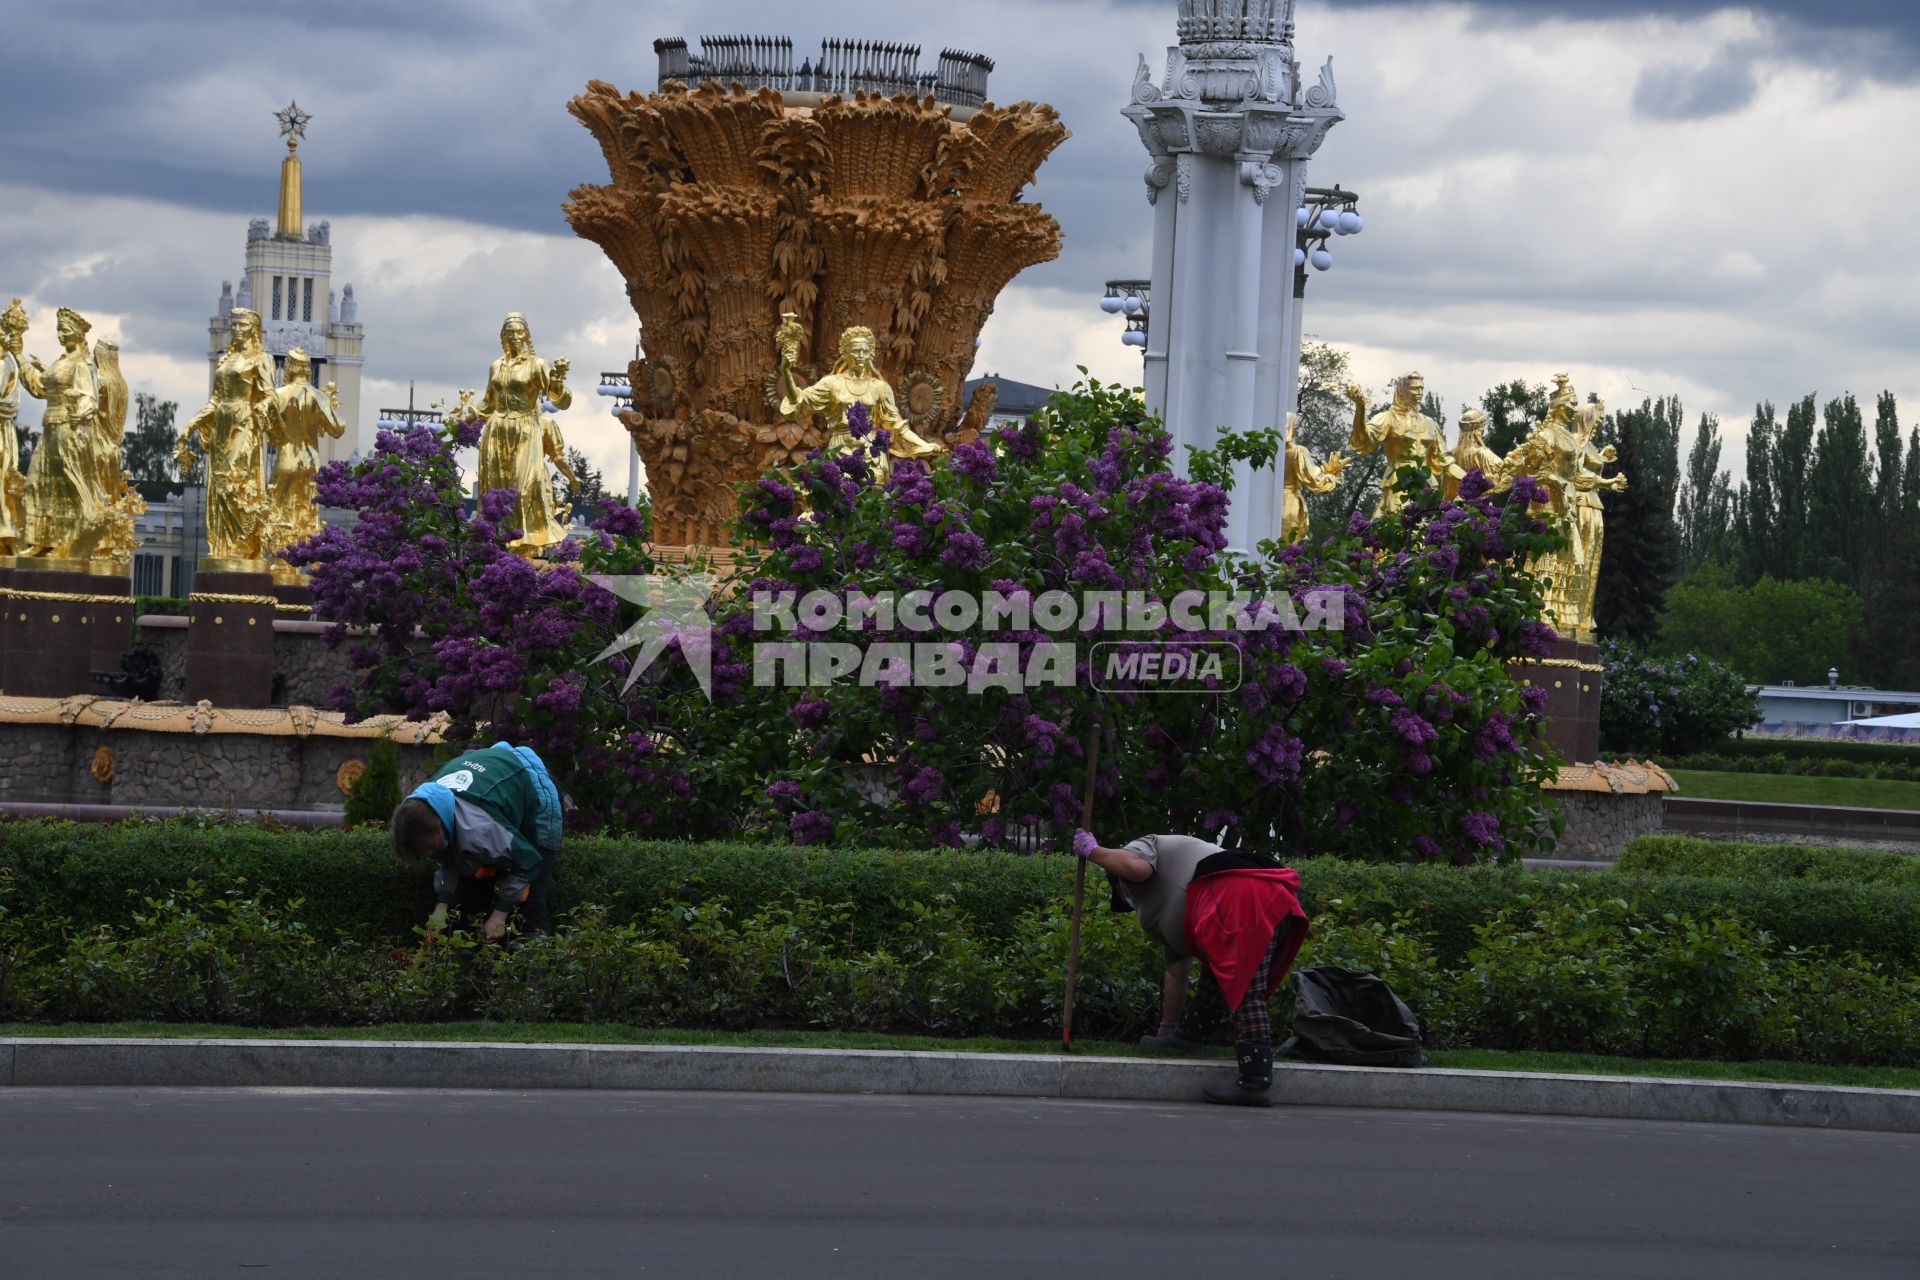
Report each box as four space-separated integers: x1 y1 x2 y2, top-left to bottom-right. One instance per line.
1446 408 1503 501
1498 384 1622 641
1280 413 1344 543
0 299 26 552
18 306 104 562
178 307 278 566
92 338 128 496
776 319 942 484
264 347 345 574
1567 400 1625 641
1344 371 1451 516
476 313 578 557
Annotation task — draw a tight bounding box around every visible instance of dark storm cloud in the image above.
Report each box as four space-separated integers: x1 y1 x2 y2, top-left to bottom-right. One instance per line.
1631 47 1762 121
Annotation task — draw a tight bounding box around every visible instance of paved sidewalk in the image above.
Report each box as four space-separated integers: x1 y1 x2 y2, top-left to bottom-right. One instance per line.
5 1036 1917 1134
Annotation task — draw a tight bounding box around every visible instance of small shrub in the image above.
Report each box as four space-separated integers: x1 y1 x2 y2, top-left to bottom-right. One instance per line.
344 740 403 830
1600 641 1759 758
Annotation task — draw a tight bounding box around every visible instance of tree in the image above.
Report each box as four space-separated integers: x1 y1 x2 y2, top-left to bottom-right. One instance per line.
13 423 36 475
1592 396 1681 644
555 445 609 524
1806 393 1874 589
124 393 184 502
1905 427 1920 518
1772 394 1817 579
1858 516 1920 690
1658 570 1862 684
1860 392 1905 602
1292 340 1384 532
1478 379 1550 457
1676 413 1734 572
1735 401 1778 584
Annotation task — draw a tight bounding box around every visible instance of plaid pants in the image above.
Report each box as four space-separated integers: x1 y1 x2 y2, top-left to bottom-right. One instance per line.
1176 920 1289 1047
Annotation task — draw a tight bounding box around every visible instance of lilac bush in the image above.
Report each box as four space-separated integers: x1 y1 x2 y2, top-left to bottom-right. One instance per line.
304 380 1567 862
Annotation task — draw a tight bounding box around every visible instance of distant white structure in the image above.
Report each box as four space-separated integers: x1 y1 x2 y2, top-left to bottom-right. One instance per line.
207 105 365 465
1123 0 1344 550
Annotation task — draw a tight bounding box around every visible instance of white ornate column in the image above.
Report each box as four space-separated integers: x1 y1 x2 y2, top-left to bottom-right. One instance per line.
1122 0 1343 553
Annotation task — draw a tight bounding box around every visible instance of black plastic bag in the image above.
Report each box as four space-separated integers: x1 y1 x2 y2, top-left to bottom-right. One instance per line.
1278 966 1429 1068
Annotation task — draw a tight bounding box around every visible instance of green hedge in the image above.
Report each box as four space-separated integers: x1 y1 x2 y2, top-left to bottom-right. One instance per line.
1712 738 1919 766
1664 750 1920 782
4 848 1917 1066
9 819 1920 968
1617 836 1920 887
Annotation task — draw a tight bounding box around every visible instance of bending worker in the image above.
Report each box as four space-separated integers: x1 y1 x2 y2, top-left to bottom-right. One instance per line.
1073 829 1309 1107
390 741 565 941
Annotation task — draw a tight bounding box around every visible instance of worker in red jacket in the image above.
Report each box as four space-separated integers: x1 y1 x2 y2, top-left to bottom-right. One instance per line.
1074 829 1309 1107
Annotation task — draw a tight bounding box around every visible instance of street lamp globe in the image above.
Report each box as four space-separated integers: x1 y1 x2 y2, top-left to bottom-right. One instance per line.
1310 247 1334 271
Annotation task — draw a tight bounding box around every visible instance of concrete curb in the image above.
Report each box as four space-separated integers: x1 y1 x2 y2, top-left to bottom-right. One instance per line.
4 1038 1918 1134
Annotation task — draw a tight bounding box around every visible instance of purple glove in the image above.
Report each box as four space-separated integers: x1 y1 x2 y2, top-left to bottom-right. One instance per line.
1072 829 1098 860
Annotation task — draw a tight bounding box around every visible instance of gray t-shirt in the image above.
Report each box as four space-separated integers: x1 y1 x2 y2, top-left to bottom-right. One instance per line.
1124 834 1223 962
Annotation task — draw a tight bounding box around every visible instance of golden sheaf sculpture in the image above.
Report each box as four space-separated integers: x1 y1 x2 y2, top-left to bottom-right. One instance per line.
565 80 1068 546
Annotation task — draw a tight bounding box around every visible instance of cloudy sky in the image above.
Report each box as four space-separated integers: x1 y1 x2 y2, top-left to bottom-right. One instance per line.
3 0 1915 491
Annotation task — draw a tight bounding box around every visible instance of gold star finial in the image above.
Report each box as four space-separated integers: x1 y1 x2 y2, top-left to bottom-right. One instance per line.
275 101 313 151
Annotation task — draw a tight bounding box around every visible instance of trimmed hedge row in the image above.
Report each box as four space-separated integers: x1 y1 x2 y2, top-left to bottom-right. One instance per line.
4 856 1917 1065
1707 738 1920 766
1617 835 1920 886
1663 751 1920 782
8 819 1920 968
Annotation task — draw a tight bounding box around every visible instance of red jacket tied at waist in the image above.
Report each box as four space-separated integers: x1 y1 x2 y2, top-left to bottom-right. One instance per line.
1184 867 1310 1012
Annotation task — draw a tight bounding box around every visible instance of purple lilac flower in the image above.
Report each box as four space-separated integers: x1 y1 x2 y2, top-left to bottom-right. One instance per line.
1460 811 1504 849
1510 475 1549 505
791 698 831 729
950 439 997 482
1245 727 1304 785
790 810 835 845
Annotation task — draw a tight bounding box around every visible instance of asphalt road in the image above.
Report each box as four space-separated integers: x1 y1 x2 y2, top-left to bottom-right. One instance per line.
2 1088 1916 1279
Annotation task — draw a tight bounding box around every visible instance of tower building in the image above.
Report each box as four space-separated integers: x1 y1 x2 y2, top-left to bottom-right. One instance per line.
208 102 365 464
1123 0 1344 551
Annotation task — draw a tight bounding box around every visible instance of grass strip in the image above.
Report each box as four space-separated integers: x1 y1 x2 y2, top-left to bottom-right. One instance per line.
6 1023 1918 1091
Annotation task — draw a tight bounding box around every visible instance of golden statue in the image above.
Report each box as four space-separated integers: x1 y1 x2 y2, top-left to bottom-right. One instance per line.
1568 400 1625 639
777 320 942 484
263 348 345 581
178 307 278 568
1280 413 1344 543
1447 408 1503 501
1498 385 1624 642
17 307 105 563
1344 372 1451 516
475 313 578 558
0 299 26 553
86 339 144 571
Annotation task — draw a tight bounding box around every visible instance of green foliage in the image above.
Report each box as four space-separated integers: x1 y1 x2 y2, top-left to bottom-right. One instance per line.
1477 379 1550 458
343 740 403 829
1656 567 1862 685
1599 640 1759 756
1685 737 1920 767
6 848 1920 1065
133 595 189 618
1591 397 1682 644
125 393 188 502
1617 836 1920 886
1664 748 1920 782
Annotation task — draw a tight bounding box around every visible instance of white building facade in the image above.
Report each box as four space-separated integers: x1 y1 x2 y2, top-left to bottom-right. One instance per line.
1123 0 1343 551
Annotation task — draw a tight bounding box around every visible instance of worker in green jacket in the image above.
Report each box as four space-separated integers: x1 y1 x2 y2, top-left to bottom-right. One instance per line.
390 742 565 940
